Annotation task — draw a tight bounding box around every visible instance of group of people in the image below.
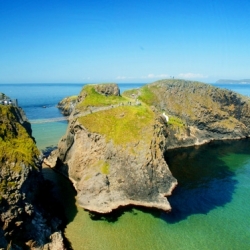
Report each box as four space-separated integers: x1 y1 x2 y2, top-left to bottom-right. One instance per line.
0 99 12 105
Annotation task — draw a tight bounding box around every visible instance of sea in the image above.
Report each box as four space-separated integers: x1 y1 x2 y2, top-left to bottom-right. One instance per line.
0 82 250 250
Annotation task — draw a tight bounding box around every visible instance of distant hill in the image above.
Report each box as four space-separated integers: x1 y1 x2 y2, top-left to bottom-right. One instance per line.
216 79 250 84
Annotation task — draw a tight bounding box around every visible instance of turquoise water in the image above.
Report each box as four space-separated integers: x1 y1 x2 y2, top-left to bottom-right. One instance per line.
1 83 250 249
62 140 250 250
32 121 68 150
0 83 145 150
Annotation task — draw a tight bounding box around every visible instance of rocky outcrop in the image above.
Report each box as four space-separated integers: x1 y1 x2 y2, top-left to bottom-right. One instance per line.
93 83 120 96
132 79 250 149
47 118 176 214
46 80 250 214
0 104 65 249
46 84 177 213
57 96 77 116
57 83 120 117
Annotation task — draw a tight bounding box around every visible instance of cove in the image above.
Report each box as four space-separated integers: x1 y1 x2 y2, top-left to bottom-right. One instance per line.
42 138 250 250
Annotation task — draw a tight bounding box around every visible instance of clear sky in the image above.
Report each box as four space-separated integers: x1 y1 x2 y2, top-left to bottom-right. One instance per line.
0 0 249 83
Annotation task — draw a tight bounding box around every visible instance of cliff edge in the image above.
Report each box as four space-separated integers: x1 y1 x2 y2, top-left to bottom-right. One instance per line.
131 80 250 148
46 83 177 213
46 80 250 214
0 103 65 249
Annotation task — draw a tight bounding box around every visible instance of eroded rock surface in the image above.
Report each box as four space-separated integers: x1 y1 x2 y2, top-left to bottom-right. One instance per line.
50 118 176 213
47 80 250 214
134 80 250 148
0 104 65 249
46 83 177 213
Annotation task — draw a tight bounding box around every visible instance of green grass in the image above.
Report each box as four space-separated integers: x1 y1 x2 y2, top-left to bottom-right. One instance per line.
77 85 127 110
0 106 39 170
137 85 158 105
168 116 185 128
60 95 78 104
122 89 140 99
78 105 155 146
100 161 110 175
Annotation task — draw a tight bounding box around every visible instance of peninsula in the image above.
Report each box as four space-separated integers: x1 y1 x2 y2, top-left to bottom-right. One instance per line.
45 79 250 214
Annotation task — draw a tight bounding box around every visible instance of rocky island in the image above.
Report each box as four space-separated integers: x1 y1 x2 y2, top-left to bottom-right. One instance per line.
46 79 250 214
0 100 65 249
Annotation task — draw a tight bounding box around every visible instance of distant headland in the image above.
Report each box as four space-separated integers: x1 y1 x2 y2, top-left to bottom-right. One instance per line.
216 79 250 84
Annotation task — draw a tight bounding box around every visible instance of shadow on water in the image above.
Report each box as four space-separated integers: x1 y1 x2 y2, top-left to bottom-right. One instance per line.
42 167 77 223
162 139 250 223
88 205 139 223
41 147 77 249
88 139 250 224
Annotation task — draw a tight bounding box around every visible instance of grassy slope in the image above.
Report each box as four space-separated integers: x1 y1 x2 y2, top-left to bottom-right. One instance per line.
126 83 186 129
74 80 248 149
134 79 250 130
76 85 155 146
78 105 155 146
77 85 127 110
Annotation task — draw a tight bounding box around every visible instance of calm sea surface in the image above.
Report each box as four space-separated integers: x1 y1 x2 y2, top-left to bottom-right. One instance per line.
1 83 250 249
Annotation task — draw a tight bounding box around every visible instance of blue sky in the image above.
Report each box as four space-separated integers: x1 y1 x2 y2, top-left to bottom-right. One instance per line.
0 0 249 83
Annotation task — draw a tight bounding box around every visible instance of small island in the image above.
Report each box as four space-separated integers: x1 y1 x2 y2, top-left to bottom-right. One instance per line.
45 79 250 214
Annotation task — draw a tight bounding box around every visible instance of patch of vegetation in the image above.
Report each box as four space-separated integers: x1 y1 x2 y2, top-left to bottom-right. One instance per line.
123 89 138 96
122 89 141 100
60 95 78 104
0 179 7 194
137 85 158 106
58 95 78 112
0 106 39 171
168 116 185 128
77 85 127 110
211 117 239 131
140 79 237 122
100 161 110 175
78 105 155 146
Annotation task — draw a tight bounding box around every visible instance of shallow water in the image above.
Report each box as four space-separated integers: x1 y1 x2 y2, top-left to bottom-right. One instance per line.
61 140 250 250
1 83 250 249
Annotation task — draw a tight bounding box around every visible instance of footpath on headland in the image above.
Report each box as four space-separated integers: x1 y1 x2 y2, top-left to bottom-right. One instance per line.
30 99 142 124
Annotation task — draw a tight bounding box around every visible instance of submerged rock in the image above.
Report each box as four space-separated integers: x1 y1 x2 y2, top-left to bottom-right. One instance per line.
47 80 250 214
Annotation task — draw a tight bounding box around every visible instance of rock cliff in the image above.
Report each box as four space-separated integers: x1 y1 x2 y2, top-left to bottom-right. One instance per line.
46 84 177 213
58 96 78 116
46 80 250 214
131 80 250 149
0 103 65 249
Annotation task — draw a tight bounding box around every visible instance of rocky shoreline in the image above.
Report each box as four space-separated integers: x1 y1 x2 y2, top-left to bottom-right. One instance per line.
2 79 250 247
44 80 250 214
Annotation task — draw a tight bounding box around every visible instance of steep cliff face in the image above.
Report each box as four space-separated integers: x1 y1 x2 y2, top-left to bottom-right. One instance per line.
58 95 78 116
46 84 177 213
0 104 65 249
47 80 250 214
